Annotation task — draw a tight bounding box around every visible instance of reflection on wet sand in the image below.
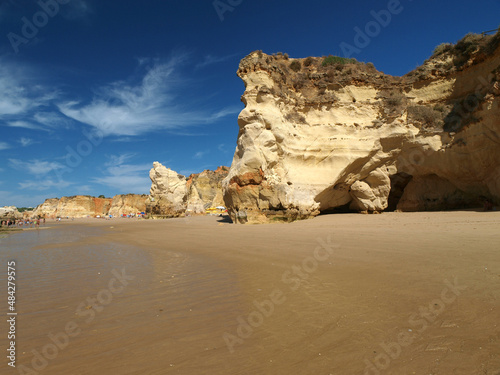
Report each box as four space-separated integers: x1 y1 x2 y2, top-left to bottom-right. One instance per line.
1 212 499 374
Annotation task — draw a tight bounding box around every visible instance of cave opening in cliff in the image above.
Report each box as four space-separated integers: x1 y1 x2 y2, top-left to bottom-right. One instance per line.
315 183 359 215
318 202 356 215
386 172 413 211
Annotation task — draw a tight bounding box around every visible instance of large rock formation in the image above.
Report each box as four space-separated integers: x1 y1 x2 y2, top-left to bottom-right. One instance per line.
147 162 229 216
0 207 22 220
29 163 228 220
33 196 113 218
223 31 500 223
108 194 148 217
33 195 147 218
186 167 228 213
33 198 59 218
147 162 189 216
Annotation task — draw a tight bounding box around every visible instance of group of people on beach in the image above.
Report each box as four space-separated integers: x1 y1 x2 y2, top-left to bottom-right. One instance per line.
1 218 45 228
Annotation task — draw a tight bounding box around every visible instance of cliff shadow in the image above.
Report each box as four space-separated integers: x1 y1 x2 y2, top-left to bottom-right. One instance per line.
217 215 233 223
385 172 413 211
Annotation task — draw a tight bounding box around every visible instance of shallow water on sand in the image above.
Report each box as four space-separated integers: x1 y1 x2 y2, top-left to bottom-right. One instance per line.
2 213 499 374
0 225 243 375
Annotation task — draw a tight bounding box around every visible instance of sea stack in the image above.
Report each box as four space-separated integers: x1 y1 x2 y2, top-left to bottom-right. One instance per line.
223 34 500 223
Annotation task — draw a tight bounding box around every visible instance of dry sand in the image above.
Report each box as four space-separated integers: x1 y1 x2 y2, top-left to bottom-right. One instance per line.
1 211 500 374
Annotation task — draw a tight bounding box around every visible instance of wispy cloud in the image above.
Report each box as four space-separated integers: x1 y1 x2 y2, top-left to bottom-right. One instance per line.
0 61 62 131
33 111 71 129
193 150 210 159
195 53 240 70
8 158 72 191
218 143 229 153
92 154 151 193
211 106 241 120
9 159 65 175
58 55 238 136
0 74 32 116
109 136 144 143
0 142 10 150
5 120 45 131
18 179 72 191
0 56 238 138
0 61 58 115
19 137 35 147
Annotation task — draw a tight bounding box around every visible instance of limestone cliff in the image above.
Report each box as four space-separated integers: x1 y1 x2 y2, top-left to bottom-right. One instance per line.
33 198 59 218
186 166 229 213
147 162 188 216
0 207 22 220
34 196 113 218
147 162 229 216
109 194 148 217
223 31 500 223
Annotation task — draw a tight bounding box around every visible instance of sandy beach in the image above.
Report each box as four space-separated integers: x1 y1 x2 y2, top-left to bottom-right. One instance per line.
1 211 500 375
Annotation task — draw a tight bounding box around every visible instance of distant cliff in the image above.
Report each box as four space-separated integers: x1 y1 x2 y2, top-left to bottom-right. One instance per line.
147 162 229 217
108 194 148 217
223 31 500 223
0 207 22 220
34 196 113 218
33 194 149 218
30 163 229 220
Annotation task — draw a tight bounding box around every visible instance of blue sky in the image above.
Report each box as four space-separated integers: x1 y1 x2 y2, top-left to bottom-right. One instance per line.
0 0 498 207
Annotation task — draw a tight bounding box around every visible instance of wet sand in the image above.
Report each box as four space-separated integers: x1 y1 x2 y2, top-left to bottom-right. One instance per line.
1 211 500 374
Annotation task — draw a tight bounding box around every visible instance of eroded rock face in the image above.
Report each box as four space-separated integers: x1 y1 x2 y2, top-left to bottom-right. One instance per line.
186 166 229 213
33 196 113 218
224 36 500 223
147 162 188 216
109 194 148 217
33 198 59 218
0 207 22 220
147 162 229 216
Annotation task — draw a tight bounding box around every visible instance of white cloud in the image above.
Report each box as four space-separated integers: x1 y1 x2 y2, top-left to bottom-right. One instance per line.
210 106 241 120
9 159 65 175
5 120 44 130
0 76 30 116
18 179 72 191
0 61 63 132
109 136 143 143
92 154 151 193
0 62 53 118
195 53 240 70
33 112 71 129
0 56 239 138
193 150 209 159
19 137 35 147
0 142 9 150
58 55 239 136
